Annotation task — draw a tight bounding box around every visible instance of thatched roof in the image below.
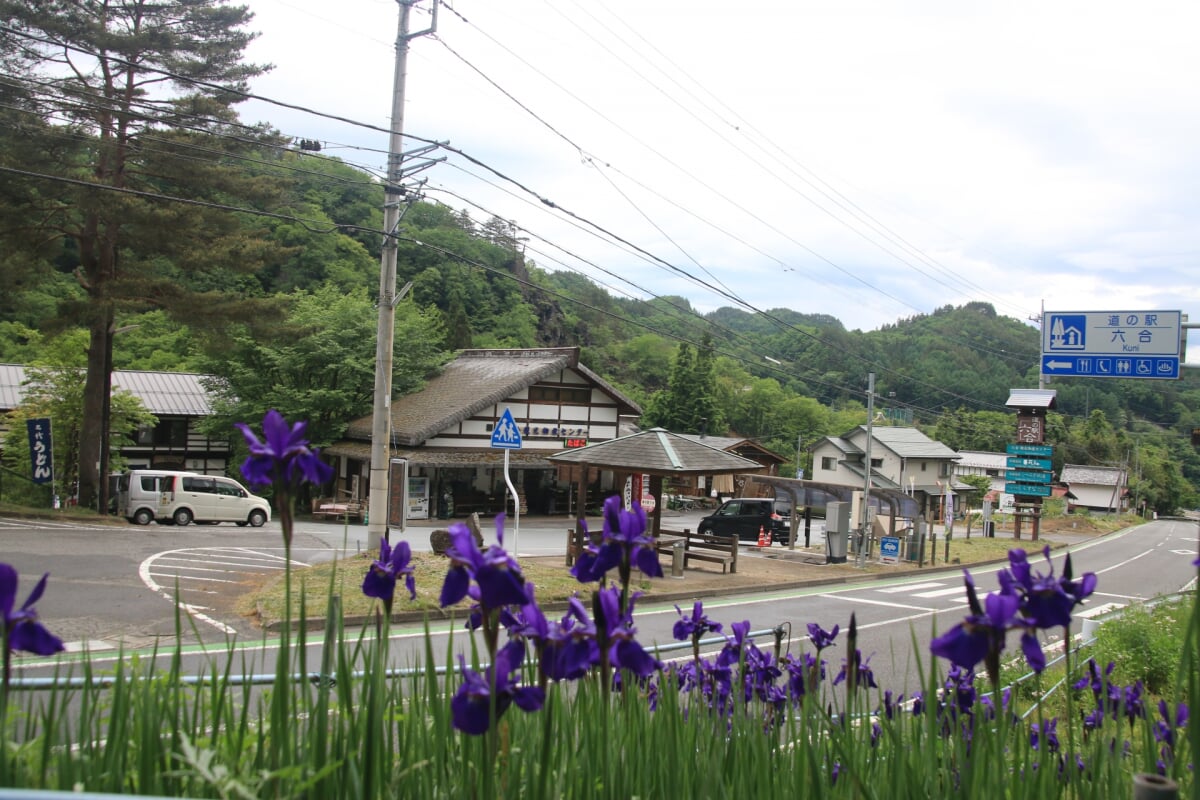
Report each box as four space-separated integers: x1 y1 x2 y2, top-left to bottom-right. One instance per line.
343 348 640 447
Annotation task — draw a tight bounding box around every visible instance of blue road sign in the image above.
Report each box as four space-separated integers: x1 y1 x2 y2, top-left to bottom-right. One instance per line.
879 536 901 563
1006 456 1051 470
490 408 523 450
1042 354 1179 379
1006 443 1052 457
1042 311 1181 379
1005 482 1052 497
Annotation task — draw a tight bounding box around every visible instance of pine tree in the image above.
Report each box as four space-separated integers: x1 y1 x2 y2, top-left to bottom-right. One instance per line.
0 0 287 508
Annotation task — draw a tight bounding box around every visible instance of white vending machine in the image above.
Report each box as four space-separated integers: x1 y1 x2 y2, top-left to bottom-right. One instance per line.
407 476 430 520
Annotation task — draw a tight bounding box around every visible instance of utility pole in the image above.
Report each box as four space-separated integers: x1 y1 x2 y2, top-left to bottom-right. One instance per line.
856 372 875 568
367 0 438 552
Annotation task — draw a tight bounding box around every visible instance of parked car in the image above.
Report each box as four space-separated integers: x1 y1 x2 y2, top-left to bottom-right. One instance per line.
119 469 271 527
697 497 790 543
118 469 191 526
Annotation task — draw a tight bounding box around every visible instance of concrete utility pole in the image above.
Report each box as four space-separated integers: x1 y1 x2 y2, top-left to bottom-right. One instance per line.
367 0 437 552
856 372 875 568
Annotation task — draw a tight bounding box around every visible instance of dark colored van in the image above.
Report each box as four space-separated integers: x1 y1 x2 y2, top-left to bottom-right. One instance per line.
697 498 790 543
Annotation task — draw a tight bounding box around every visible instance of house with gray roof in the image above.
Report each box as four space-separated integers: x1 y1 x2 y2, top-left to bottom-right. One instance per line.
325 347 641 520
1060 464 1127 513
953 450 1015 511
673 434 786 500
809 425 965 521
0 363 230 475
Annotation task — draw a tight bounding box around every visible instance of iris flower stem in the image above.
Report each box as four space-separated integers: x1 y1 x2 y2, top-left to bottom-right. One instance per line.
2 621 10 694
1062 622 1077 787
482 606 501 785
617 553 632 618
536 688 555 800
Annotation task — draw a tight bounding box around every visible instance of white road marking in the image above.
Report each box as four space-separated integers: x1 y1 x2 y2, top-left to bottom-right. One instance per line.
912 587 970 599
876 582 945 594
816 593 937 612
147 571 237 585
138 546 308 636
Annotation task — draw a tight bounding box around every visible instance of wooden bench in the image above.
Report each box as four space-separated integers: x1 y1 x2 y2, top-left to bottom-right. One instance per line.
566 527 738 575
656 529 739 574
311 497 365 523
565 526 602 567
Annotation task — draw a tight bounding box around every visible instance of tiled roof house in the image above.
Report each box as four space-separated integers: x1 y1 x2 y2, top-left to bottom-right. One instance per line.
0 364 230 475
810 425 965 520
1060 464 1127 513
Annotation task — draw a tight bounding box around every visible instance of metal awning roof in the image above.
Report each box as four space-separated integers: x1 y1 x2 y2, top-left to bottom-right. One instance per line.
548 428 761 475
1006 389 1057 410
742 474 923 519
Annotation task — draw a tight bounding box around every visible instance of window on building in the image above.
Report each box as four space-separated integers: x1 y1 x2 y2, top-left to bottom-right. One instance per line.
152 419 188 447
871 457 883 468
529 386 591 404
821 457 835 470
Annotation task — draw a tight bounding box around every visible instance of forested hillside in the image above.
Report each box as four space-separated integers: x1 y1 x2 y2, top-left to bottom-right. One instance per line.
0 18 1196 513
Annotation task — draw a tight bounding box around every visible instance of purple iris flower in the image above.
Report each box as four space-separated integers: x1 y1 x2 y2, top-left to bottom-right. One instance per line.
439 518 527 611
1 563 65 657
1004 547 1096 630
235 409 333 490
807 622 839 652
508 588 598 682
596 587 661 677
1030 717 1060 753
570 495 663 583
543 599 601 681
782 651 820 702
715 620 753 669
449 640 545 735
832 649 879 691
741 641 782 703
362 537 416 611
1152 700 1188 747
930 569 1019 672
673 600 723 641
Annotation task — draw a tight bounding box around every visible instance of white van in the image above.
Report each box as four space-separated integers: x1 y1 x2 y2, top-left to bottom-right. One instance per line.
120 470 271 527
119 470 189 526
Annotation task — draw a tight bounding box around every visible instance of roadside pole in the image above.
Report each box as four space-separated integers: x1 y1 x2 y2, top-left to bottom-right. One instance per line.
367 0 438 551
856 373 875 568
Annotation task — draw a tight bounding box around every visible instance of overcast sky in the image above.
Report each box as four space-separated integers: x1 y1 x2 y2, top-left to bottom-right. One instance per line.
238 0 1199 356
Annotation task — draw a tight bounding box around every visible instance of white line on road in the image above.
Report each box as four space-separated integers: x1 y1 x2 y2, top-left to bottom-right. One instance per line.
816 593 937 612
912 587 970 599
1092 548 1153 575
876 582 945 594
147 571 238 585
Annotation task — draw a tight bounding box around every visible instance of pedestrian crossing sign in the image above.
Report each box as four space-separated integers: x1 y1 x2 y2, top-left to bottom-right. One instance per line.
491 408 523 450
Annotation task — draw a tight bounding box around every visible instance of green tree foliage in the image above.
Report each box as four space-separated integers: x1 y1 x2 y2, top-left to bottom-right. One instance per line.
0 0 290 508
933 409 1013 453
256 154 381 293
642 335 725 434
197 284 447 449
394 204 549 349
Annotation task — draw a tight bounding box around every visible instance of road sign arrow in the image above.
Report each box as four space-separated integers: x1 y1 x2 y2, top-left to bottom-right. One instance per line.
1045 360 1073 370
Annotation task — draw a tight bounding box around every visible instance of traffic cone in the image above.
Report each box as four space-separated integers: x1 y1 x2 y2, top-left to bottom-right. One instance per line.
757 525 769 547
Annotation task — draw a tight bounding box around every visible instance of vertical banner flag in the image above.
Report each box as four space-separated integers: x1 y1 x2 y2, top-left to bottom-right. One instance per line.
27 418 53 485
